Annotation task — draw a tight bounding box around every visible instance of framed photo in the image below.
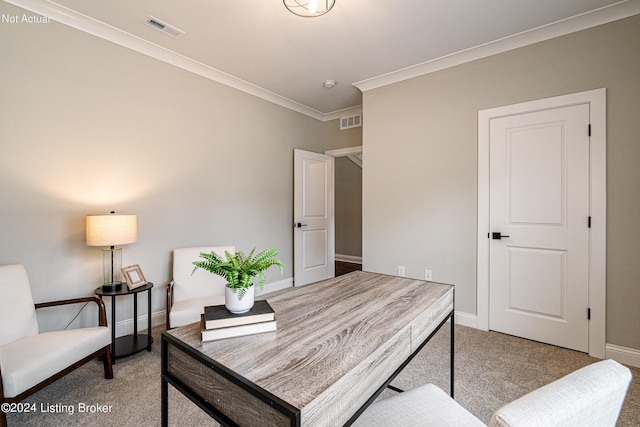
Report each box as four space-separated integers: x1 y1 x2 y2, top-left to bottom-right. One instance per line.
122 264 147 289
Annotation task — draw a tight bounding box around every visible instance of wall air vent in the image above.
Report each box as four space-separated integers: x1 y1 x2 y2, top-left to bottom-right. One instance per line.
145 16 185 38
340 114 362 130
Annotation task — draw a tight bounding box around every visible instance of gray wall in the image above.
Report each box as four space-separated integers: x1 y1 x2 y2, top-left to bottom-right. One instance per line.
0 2 354 330
362 15 640 350
2 2 636 351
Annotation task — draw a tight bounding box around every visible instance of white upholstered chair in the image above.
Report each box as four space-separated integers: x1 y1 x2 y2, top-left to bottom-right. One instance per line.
0 264 113 427
353 359 632 427
166 246 234 329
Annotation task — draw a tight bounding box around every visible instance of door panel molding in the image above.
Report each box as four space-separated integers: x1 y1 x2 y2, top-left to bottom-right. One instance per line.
477 88 606 358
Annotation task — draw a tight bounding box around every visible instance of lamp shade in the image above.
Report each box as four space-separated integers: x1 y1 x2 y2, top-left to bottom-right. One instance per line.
86 214 137 246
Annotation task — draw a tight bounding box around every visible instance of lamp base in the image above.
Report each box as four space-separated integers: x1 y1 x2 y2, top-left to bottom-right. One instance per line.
102 247 123 288
102 282 123 291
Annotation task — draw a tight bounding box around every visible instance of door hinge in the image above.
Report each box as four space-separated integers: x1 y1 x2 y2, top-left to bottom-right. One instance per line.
588 124 591 136
588 308 591 320
588 216 591 228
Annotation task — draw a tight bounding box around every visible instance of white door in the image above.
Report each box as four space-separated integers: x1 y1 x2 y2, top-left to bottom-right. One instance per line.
294 149 335 287
489 104 590 352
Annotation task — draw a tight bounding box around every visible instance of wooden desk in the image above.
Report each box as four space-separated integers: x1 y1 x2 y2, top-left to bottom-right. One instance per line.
161 271 454 427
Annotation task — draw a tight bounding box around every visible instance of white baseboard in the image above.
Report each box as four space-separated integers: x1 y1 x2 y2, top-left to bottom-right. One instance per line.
606 343 640 368
453 312 640 368
453 311 478 329
115 310 165 337
113 278 296 334
335 254 363 264
257 277 294 296
118 306 476 335
116 302 640 369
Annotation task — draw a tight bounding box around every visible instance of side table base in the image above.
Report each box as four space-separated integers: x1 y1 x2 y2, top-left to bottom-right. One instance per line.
113 334 154 358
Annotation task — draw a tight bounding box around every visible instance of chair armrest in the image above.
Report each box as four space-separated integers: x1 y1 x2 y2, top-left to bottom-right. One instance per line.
166 281 174 329
489 359 632 427
0 359 4 403
35 296 108 327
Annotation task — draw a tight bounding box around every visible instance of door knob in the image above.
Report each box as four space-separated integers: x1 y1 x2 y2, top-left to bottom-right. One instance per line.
294 222 308 228
492 232 510 240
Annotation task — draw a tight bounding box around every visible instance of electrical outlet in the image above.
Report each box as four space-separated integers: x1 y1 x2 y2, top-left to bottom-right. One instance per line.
425 269 433 281
398 266 405 277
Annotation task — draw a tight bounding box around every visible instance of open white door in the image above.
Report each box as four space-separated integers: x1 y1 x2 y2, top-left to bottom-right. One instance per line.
294 149 335 286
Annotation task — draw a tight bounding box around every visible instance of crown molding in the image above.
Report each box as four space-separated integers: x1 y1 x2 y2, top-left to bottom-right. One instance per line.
7 0 638 119
354 0 640 92
4 0 331 121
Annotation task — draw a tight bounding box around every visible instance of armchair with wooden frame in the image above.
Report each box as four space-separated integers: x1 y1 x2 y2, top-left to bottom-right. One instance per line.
0 264 113 427
166 246 234 329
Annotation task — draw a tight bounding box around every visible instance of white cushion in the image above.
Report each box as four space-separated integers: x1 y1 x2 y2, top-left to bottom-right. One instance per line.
354 360 632 427
169 295 226 328
0 264 39 346
172 246 234 304
489 359 632 427
352 384 485 427
0 326 110 398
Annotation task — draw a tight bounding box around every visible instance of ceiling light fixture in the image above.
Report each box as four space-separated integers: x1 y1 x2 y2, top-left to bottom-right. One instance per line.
284 0 335 18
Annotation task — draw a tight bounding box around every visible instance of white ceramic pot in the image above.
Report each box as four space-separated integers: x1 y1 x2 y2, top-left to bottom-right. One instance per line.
225 285 255 314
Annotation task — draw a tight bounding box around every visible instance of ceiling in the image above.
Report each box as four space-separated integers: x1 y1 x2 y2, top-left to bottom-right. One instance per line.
7 0 639 119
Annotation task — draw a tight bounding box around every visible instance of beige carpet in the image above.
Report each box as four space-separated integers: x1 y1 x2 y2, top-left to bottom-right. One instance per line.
6 323 639 426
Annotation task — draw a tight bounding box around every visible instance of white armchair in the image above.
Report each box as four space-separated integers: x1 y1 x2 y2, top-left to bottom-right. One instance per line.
353 359 632 427
166 246 234 329
0 264 113 427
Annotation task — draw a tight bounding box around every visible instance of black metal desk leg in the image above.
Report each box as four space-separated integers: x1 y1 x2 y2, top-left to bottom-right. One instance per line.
147 287 152 351
161 377 168 427
161 339 168 427
111 296 117 364
450 310 455 398
133 293 138 336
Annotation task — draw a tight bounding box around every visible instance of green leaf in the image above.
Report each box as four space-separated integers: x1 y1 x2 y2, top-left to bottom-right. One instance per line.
191 247 284 291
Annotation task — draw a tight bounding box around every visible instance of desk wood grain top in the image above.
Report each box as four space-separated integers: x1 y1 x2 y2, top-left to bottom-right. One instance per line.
165 271 453 426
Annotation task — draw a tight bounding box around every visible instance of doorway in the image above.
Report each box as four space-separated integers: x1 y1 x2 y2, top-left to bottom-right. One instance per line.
293 147 362 286
328 147 363 273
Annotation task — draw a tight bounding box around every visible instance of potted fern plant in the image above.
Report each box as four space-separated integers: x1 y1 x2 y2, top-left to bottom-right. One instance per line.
192 247 284 314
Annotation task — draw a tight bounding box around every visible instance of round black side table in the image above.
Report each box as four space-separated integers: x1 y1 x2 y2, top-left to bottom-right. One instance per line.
95 282 153 362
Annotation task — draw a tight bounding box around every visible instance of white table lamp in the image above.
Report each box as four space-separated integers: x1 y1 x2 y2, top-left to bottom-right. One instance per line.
86 212 137 290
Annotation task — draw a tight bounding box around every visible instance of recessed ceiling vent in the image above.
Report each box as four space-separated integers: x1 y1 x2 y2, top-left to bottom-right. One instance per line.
340 114 362 130
145 16 185 38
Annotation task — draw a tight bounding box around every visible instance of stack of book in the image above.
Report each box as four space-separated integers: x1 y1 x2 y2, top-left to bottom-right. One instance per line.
200 300 277 342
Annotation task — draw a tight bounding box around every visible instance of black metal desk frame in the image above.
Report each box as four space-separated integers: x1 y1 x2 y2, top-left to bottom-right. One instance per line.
161 292 454 426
